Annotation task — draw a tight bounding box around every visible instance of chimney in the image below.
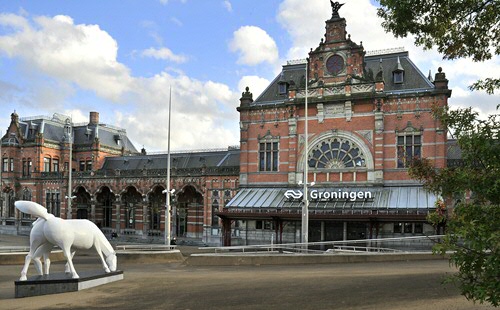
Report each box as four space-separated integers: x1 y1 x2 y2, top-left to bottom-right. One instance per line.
89 111 99 125
239 87 253 108
433 67 448 89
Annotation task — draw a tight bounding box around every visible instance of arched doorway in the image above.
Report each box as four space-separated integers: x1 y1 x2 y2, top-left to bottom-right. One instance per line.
121 186 142 231
148 186 165 236
96 186 115 230
75 186 91 219
4 187 15 225
176 185 203 238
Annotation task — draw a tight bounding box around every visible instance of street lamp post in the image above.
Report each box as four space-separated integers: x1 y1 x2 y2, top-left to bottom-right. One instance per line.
301 58 310 247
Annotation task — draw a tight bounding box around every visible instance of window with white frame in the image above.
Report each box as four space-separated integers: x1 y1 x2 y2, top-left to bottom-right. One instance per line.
397 134 421 168
259 141 279 172
2 158 8 172
44 157 51 172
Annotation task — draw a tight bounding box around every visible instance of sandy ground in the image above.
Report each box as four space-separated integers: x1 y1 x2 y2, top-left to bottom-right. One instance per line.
0 234 495 310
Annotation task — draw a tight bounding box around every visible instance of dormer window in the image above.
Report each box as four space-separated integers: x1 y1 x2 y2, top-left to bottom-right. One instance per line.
278 82 288 95
393 71 404 84
393 56 405 84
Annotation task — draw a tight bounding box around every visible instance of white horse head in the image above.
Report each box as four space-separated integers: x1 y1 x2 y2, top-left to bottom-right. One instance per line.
106 252 117 272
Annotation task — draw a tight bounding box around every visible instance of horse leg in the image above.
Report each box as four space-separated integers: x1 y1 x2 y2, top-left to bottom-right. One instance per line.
94 240 110 273
64 251 76 273
20 242 44 280
62 246 79 279
33 243 53 276
44 253 51 275
19 251 34 281
33 257 43 276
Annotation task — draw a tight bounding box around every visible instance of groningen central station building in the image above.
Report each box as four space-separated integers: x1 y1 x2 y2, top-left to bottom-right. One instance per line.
0 5 452 246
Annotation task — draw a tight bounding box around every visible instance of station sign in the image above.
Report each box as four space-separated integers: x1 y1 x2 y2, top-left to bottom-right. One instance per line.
284 189 373 202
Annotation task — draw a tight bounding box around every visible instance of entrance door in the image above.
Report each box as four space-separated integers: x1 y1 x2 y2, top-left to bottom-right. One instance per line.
347 222 367 240
177 207 187 237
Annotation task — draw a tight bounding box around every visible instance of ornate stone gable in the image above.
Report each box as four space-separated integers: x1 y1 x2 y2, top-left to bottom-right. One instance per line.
307 4 366 87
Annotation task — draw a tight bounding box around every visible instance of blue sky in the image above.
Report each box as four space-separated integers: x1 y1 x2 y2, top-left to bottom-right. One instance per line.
0 0 498 152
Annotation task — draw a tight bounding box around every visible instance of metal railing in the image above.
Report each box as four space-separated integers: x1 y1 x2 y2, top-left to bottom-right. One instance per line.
115 244 177 251
200 235 444 255
0 246 31 253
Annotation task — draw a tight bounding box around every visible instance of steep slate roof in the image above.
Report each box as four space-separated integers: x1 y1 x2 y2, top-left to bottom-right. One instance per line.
364 51 434 93
254 63 306 104
18 117 68 142
17 114 138 153
101 148 240 171
253 51 435 105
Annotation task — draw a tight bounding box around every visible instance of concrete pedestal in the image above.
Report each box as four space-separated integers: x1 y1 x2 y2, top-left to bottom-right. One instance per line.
15 270 124 298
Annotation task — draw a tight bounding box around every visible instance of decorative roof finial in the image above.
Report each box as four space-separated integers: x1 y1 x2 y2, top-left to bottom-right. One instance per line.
330 1 344 18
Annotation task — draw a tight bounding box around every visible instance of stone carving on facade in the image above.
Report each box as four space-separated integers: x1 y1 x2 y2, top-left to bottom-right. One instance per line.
317 103 325 123
325 103 344 115
375 98 382 112
323 86 345 96
296 88 320 98
330 1 344 18
288 117 297 135
356 130 373 145
344 100 352 121
351 84 375 93
15 200 117 280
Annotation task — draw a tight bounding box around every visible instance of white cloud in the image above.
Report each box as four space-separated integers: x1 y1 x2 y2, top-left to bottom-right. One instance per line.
0 12 241 151
170 17 183 27
62 109 87 123
277 0 330 60
0 13 132 102
142 47 188 63
238 76 270 100
229 26 279 66
223 1 232 12
277 0 418 60
276 0 499 118
159 0 187 5
119 72 240 151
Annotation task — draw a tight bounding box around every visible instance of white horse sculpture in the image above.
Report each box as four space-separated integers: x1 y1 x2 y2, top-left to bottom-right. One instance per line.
15 201 117 280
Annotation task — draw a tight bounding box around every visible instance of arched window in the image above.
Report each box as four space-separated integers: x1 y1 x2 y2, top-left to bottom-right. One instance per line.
212 199 219 227
147 186 164 232
308 137 366 169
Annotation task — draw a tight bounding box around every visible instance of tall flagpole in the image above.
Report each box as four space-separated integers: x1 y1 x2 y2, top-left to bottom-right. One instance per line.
165 87 172 245
66 119 74 219
301 58 309 246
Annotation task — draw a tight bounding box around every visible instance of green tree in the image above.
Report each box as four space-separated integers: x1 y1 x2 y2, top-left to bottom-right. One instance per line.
409 106 500 306
377 0 499 94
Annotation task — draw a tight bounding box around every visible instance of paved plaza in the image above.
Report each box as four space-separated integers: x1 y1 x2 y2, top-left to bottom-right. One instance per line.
0 234 495 310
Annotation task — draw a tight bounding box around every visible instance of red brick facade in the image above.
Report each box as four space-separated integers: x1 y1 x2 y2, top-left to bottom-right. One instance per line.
221 8 451 246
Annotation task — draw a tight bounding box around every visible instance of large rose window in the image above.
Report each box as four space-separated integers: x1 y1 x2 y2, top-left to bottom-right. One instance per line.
308 137 366 169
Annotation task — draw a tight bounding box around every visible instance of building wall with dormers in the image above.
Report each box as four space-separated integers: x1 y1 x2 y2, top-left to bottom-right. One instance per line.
224 6 451 246
0 115 240 245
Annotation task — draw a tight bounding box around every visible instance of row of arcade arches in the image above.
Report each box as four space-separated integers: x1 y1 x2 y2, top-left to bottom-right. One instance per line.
71 184 203 238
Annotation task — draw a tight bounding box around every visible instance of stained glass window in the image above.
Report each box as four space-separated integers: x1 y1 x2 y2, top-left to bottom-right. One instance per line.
308 137 366 169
